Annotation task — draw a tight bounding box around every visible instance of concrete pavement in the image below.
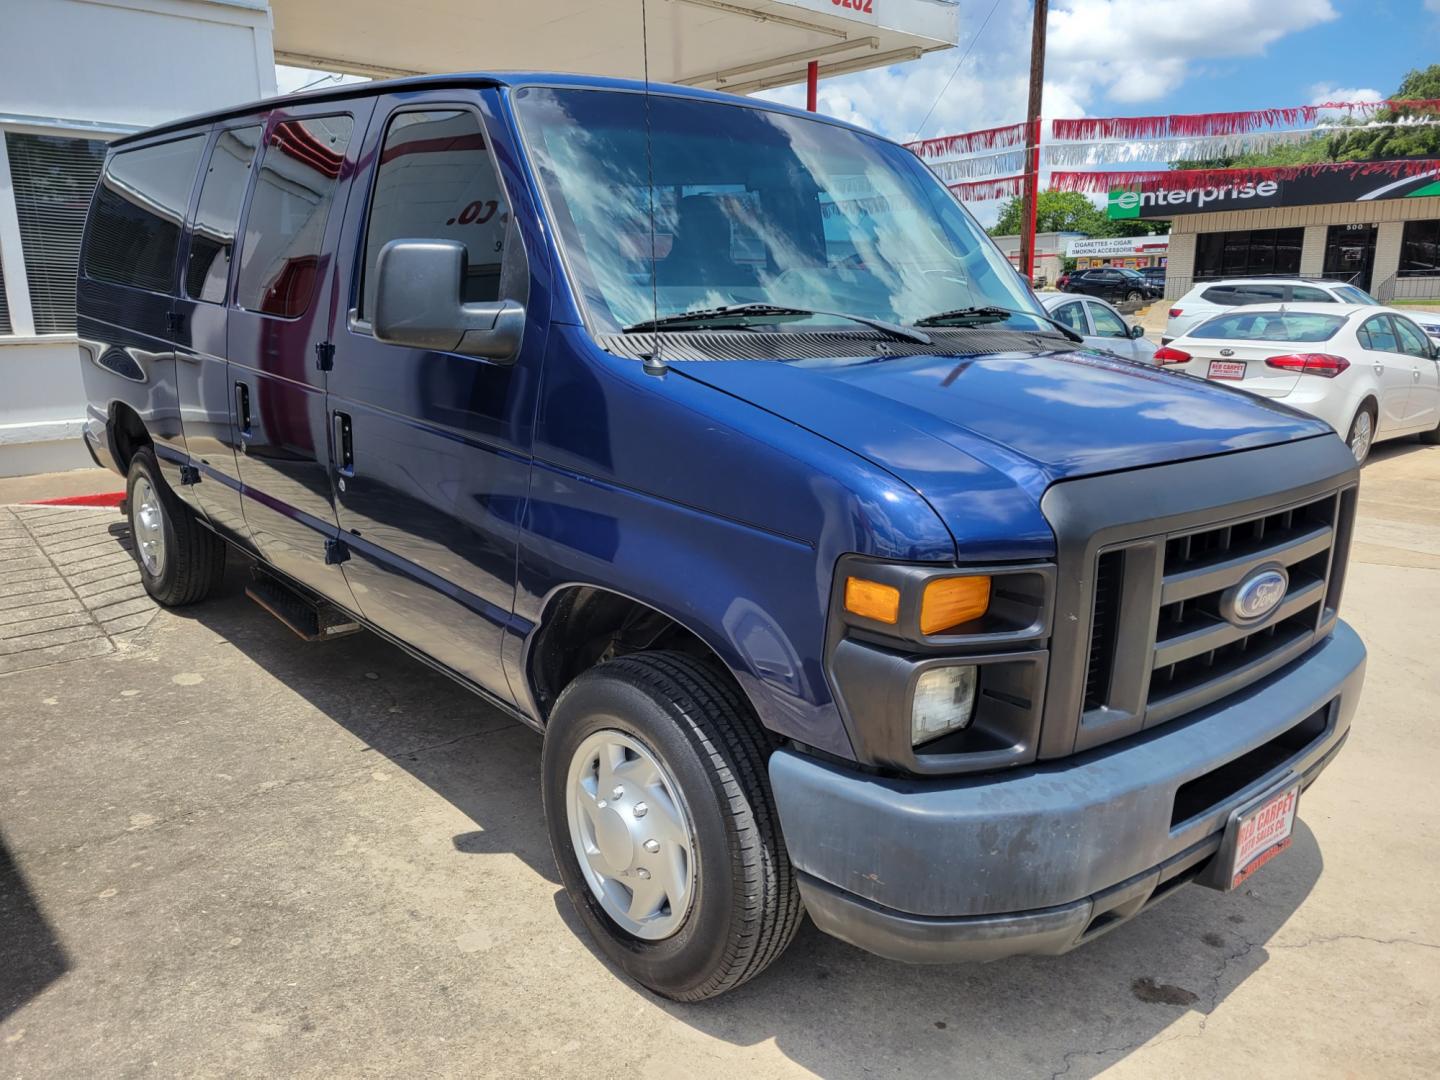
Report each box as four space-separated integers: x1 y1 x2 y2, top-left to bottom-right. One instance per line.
1 442 1438 1079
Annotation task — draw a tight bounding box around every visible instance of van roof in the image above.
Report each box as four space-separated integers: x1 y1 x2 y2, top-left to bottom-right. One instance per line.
111 71 875 149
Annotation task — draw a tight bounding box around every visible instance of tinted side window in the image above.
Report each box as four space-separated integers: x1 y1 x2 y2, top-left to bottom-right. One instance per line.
1289 285 1332 302
1201 286 1240 306
84 135 206 293
1052 302 1086 333
235 115 354 318
186 126 261 303
1240 284 1287 302
1392 316 1431 358
1089 303 1128 338
360 109 510 318
1357 316 1399 352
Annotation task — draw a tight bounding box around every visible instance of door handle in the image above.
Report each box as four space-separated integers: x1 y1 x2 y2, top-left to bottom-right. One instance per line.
332 411 354 478
234 382 252 446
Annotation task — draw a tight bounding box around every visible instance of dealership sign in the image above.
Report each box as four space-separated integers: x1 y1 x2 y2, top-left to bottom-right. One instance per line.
1108 168 1440 220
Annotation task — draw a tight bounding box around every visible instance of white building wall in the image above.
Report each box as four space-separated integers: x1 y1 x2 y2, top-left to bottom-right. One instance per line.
0 0 276 478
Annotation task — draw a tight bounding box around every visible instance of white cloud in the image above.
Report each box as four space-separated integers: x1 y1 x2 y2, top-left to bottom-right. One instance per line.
1308 84 1383 105
1046 0 1338 104
761 0 1340 143
756 0 1341 223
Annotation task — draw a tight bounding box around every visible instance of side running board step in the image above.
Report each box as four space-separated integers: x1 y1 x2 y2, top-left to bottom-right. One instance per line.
245 571 362 642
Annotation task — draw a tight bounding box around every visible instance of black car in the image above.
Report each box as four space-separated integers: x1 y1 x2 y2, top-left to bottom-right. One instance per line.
1139 265 1167 290
1064 266 1160 302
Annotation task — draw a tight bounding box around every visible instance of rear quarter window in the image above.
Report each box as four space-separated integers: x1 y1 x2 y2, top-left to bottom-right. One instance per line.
1191 311 1346 342
84 135 207 293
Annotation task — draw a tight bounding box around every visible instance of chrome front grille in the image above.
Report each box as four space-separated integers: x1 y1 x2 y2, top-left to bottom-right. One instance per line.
1080 488 1356 739
1145 493 1342 724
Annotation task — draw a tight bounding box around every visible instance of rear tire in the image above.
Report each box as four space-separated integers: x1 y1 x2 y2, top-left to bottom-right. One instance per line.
126 447 225 606
542 651 802 1001
1345 402 1377 465
1420 418 1440 445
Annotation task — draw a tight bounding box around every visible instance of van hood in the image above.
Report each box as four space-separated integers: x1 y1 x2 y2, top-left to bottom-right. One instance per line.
671 345 1330 560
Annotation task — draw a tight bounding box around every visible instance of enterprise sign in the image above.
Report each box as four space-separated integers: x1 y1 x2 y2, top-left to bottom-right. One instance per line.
1108 166 1440 220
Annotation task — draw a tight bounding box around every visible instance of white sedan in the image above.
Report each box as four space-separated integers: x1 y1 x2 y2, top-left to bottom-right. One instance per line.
1155 303 1440 463
1041 292 1159 364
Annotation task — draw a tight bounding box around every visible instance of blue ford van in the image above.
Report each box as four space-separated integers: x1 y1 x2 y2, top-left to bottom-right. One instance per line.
78 74 1366 1001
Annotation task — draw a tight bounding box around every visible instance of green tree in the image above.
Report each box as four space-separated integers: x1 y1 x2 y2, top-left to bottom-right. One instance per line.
989 190 1106 235
990 189 1169 238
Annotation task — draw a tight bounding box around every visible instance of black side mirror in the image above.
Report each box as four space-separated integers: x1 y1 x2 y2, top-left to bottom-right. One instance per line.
372 239 524 363
1130 323 1146 339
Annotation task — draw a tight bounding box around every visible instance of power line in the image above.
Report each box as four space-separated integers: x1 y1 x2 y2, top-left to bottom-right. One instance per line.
912 0 1006 142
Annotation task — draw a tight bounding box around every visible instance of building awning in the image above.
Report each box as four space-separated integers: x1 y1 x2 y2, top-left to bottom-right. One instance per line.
270 0 959 94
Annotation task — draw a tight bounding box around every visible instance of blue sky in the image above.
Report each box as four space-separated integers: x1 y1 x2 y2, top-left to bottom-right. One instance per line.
276 1 1437 225
753 0 1437 222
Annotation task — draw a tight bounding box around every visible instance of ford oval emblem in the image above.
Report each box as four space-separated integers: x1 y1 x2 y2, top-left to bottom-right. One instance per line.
1223 566 1289 625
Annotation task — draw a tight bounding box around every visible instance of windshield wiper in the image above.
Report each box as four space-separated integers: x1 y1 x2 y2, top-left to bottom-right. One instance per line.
622 303 931 345
914 305 1084 344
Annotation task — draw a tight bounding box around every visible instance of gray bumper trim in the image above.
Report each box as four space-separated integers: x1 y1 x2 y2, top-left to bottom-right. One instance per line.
794 729 1350 964
772 620 1365 924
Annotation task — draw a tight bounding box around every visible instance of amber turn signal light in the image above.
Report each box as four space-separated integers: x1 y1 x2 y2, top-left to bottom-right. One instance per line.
920 576 991 634
844 576 901 624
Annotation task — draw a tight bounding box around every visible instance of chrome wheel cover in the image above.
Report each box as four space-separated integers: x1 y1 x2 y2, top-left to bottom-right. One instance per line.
566 729 696 941
1349 410 1373 463
133 476 166 577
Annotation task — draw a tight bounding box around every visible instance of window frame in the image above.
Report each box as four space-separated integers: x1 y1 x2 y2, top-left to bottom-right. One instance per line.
1357 314 1401 354
1051 300 1089 336
231 109 357 322
347 100 525 337
1086 299 1130 339
181 119 266 307
1390 313 1433 359
0 123 114 339
79 130 208 299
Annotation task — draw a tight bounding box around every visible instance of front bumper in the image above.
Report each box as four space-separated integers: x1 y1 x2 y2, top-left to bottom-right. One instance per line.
771 620 1365 964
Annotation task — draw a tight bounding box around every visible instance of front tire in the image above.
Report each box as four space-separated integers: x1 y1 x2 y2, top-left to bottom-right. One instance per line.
542 651 802 1001
1124 289 1143 302
126 446 225 606
1345 403 1376 464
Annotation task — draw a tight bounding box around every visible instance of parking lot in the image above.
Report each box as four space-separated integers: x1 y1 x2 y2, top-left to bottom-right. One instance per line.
2 442 1438 1080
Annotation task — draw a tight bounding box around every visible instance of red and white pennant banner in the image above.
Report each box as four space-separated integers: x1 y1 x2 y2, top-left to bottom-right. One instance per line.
947 175 1026 201
907 122 1027 160
1051 98 1440 141
1049 159 1440 194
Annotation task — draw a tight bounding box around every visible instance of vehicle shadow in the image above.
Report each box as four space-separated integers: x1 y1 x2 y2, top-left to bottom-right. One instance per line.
0 828 70 1024
177 557 1321 1080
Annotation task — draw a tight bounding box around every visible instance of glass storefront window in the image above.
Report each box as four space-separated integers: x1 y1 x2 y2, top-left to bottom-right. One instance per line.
1400 219 1440 277
1195 228 1303 281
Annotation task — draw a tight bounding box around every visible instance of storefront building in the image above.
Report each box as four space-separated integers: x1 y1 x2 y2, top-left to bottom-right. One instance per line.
1065 234 1170 270
1107 165 1440 300
990 231 1084 287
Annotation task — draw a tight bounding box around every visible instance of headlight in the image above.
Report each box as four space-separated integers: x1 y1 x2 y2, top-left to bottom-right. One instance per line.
912 665 977 745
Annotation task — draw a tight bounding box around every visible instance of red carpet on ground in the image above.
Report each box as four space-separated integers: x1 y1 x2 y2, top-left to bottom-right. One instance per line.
28 492 126 507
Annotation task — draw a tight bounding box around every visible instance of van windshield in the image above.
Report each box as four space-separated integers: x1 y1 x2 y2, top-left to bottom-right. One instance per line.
514 87 1044 337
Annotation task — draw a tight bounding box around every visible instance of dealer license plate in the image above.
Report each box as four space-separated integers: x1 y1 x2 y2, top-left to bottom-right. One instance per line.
1208 360 1247 381
1227 782 1299 890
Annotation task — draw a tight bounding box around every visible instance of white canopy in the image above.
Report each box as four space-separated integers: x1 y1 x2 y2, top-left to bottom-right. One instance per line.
270 0 959 95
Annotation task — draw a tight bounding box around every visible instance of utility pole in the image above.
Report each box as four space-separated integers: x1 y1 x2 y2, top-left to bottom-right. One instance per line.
1018 0 1047 285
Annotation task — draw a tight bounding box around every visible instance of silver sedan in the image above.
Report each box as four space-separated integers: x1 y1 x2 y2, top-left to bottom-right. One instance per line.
1042 292 1159 364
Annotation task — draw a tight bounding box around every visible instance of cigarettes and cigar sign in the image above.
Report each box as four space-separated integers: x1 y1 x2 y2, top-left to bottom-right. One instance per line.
1109 167 1440 219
